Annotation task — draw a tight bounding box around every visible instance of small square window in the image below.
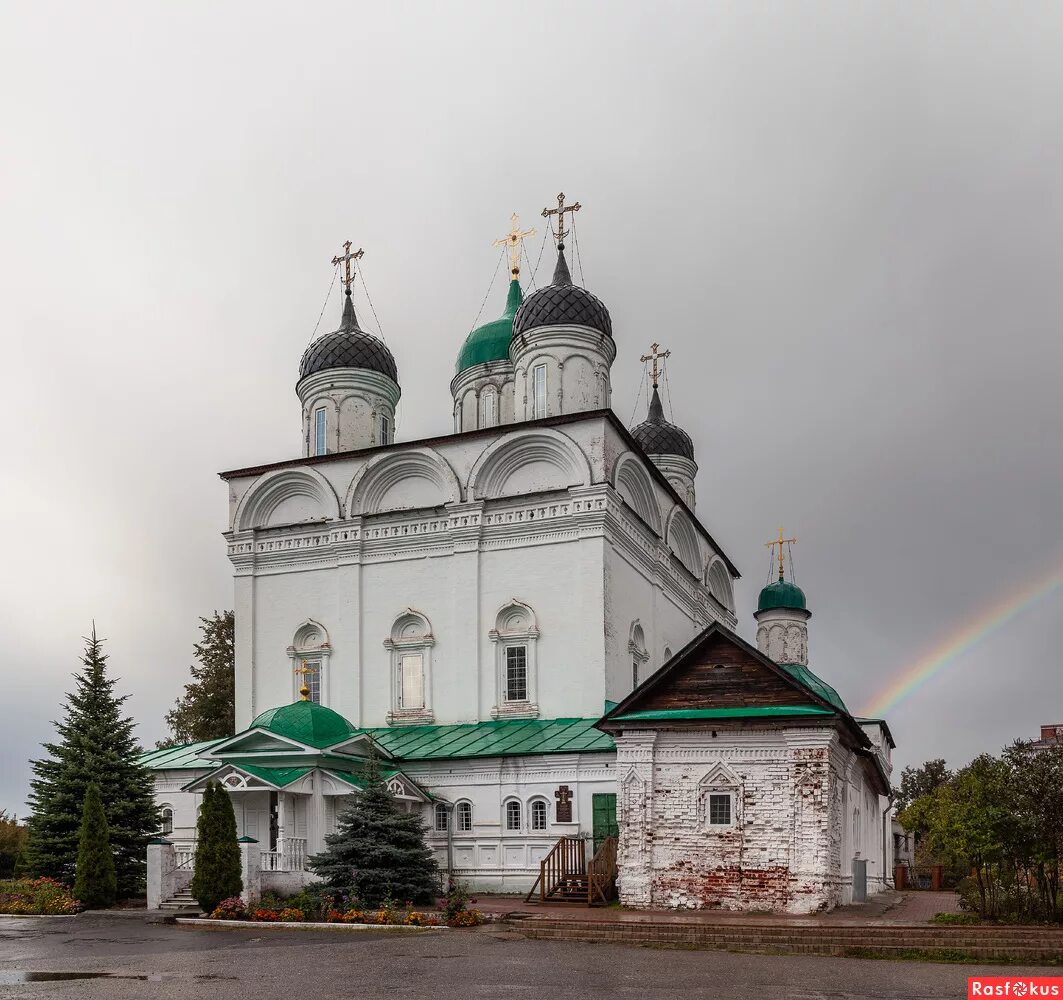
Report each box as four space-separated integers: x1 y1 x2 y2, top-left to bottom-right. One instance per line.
707 793 732 826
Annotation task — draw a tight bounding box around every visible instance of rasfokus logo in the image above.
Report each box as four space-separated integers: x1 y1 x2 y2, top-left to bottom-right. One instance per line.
969 979 1063 998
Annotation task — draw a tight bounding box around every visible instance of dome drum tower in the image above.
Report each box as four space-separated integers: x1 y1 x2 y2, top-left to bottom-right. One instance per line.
754 531 811 667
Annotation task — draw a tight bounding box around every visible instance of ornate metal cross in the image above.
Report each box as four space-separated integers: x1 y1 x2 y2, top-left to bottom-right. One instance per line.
293 661 319 700
765 528 798 581
492 213 536 279
541 192 581 245
331 240 365 293
640 342 672 389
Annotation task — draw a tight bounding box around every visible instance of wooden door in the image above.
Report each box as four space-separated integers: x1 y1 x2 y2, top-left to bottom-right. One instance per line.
592 793 618 852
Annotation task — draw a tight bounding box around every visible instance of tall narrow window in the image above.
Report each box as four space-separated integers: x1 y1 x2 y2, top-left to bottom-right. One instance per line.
379 413 391 445
434 803 449 833
399 653 425 710
531 799 548 831
505 645 527 702
506 800 522 831
480 389 498 428
532 364 547 419
314 408 327 456
632 658 639 689
456 801 472 832
303 658 322 704
160 806 173 836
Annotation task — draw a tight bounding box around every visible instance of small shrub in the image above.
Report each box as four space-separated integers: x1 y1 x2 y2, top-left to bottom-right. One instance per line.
443 878 470 922
447 909 484 928
250 908 278 922
0 877 81 915
208 897 246 921
931 912 980 925
278 907 305 922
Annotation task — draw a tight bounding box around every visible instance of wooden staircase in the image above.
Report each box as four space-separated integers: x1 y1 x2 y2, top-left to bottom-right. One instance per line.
525 836 618 906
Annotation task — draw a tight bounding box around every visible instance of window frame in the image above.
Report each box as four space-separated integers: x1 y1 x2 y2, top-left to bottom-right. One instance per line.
490 602 540 720
434 803 449 833
379 412 391 445
530 798 548 832
398 651 425 711
480 388 498 428
706 792 733 827
314 407 327 456
159 805 174 836
532 363 547 419
287 621 331 706
504 799 522 832
504 644 528 703
384 611 435 725
455 801 472 833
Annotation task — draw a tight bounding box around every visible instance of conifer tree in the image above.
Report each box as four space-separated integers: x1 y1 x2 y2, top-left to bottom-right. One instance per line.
26 627 158 896
73 783 117 910
307 752 438 905
158 611 235 748
190 782 242 913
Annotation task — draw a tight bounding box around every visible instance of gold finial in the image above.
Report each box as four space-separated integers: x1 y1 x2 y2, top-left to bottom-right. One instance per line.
541 192 581 246
293 661 319 701
765 527 798 582
492 213 536 279
640 342 672 390
331 240 365 293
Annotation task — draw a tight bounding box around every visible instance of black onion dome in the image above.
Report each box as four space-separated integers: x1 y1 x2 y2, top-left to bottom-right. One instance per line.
631 388 695 461
298 291 398 383
512 246 612 338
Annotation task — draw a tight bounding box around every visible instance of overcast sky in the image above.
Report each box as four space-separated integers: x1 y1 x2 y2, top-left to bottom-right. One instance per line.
2 1 1061 814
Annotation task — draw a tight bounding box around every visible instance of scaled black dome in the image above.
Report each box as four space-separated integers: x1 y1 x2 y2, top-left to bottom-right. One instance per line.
298 291 398 383
512 247 612 339
631 388 695 461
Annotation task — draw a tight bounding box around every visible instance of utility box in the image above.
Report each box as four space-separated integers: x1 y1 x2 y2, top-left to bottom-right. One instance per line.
852 858 867 903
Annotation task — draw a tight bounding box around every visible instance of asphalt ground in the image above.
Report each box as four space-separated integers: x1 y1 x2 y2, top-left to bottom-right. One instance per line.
0 914 1057 1000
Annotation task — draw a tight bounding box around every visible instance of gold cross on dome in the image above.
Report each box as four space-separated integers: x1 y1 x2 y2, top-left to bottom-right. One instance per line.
331 240 365 293
640 342 672 389
293 661 319 701
765 528 798 581
541 191 581 245
492 213 536 279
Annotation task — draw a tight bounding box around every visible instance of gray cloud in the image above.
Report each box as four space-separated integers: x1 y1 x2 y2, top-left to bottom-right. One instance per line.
3 0 1062 812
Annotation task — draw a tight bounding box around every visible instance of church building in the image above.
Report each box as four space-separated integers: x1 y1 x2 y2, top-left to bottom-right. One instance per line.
141 197 894 914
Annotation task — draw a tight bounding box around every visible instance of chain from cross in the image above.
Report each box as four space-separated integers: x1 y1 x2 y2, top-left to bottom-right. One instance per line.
541 192 581 246
492 213 536 278
294 660 319 700
765 527 798 581
640 342 672 389
331 240 365 293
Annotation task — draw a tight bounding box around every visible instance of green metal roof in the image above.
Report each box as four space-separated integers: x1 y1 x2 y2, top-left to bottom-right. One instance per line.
359 717 613 760
610 706 833 722
757 578 807 612
238 764 312 787
455 279 522 374
138 739 224 770
778 662 849 714
249 700 358 749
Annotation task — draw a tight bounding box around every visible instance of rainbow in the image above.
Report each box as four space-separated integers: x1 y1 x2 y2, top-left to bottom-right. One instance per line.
863 558 1063 719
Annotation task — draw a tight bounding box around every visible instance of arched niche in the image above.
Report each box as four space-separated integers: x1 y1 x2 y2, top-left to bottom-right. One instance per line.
665 506 703 577
346 448 462 516
235 468 341 531
612 452 662 533
705 557 735 611
468 428 592 500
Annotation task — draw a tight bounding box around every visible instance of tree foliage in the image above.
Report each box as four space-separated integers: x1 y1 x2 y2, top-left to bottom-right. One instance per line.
893 758 952 815
307 753 438 906
73 783 117 910
190 783 242 914
899 743 1063 920
158 611 235 748
0 811 28 880
26 627 158 897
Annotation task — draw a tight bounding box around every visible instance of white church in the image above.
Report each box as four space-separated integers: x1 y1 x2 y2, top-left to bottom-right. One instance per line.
142 200 894 913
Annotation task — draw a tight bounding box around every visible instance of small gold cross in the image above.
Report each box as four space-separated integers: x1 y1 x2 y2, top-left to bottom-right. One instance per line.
765 528 798 581
492 213 536 279
541 192 581 246
640 342 672 389
331 240 365 293
293 661 319 701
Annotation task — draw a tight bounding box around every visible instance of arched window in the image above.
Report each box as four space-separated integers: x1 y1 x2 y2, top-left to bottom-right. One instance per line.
314 408 327 456
287 621 331 705
628 621 649 690
384 610 435 725
530 799 548 832
490 602 540 720
531 364 548 419
664 646 673 662
455 801 472 833
160 805 174 836
480 388 498 428
434 803 449 833
505 799 522 832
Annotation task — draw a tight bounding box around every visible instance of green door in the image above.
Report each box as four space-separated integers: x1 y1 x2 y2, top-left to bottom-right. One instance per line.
592 793 618 852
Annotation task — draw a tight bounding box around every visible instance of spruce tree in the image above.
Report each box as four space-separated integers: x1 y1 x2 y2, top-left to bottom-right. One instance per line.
307 752 438 905
158 611 235 748
26 627 158 896
190 782 242 913
73 783 117 910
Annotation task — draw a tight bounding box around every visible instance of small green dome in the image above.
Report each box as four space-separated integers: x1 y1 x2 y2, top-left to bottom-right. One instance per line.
250 700 356 749
455 279 523 374
757 578 807 612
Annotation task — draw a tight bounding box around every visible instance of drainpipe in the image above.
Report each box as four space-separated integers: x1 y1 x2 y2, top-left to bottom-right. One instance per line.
445 802 454 883
882 790 895 890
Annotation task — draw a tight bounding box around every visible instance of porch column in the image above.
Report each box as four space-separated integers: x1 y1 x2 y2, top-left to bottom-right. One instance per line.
238 836 260 906
147 838 175 910
277 791 288 855
310 770 327 855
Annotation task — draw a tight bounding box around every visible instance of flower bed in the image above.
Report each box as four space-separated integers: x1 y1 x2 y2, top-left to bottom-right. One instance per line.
0 878 82 915
208 895 482 928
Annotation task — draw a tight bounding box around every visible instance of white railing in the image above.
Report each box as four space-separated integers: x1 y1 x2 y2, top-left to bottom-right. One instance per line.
260 837 307 873
174 845 195 871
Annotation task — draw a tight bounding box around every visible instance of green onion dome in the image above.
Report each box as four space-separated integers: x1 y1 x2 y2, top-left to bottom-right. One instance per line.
250 699 357 749
455 279 523 374
757 578 808 613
